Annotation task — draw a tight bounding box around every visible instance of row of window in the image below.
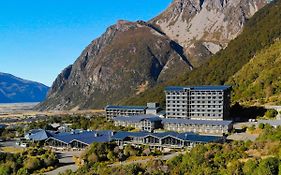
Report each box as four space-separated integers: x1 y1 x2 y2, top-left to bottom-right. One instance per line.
166 113 222 117
167 104 222 108
166 91 224 96
191 92 223 95
167 100 223 104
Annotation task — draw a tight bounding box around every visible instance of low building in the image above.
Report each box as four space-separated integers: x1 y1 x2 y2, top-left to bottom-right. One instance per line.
105 105 147 120
113 114 162 132
112 131 223 149
25 129 56 141
46 130 113 149
25 129 224 149
113 114 232 135
162 119 233 135
105 103 162 120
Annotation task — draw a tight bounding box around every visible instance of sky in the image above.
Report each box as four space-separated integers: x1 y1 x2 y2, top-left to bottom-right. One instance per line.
0 0 172 86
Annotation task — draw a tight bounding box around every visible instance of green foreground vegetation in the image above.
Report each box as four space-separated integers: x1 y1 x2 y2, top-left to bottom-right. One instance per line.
0 147 58 175
58 126 281 175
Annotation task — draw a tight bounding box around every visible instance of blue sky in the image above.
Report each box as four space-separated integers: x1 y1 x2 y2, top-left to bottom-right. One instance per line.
0 0 172 86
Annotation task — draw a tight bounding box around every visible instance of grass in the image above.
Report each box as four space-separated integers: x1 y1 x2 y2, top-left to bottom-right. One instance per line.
0 146 25 153
125 155 154 162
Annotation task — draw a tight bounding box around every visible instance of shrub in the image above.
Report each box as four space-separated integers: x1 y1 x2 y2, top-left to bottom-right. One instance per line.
258 123 265 129
264 109 278 119
24 157 41 171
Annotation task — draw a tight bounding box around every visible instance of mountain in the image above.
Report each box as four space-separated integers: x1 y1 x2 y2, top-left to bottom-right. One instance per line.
37 21 192 110
150 0 268 66
0 72 49 103
122 0 281 107
39 0 269 110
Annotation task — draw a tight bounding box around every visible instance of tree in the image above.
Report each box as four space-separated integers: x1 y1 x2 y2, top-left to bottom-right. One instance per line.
255 157 279 175
247 125 256 133
24 157 41 171
243 159 258 175
0 165 12 175
258 123 265 129
16 168 29 175
87 153 99 163
107 151 116 162
264 109 278 119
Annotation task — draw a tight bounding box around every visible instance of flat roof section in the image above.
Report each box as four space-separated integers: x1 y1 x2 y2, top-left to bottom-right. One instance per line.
165 85 231 92
162 118 233 126
105 105 147 110
111 131 222 143
113 114 162 123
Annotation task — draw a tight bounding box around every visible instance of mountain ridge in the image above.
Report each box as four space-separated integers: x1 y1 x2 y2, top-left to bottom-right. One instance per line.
121 0 281 107
0 72 49 103
37 20 192 110
38 0 271 110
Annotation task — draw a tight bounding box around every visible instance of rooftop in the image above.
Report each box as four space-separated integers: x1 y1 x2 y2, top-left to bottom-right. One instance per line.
111 131 222 143
48 130 113 145
113 114 162 123
165 85 231 91
105 105 147 110
162 118 233 126
25 129 56 141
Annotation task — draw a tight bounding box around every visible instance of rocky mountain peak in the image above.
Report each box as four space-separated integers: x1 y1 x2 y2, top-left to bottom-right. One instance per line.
151 0 268 66
38 0 271 110
38 19 192 110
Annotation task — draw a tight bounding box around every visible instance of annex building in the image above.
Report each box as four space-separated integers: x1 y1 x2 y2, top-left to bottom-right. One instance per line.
113 115 233 135
105 103 161 120
113 114 162 132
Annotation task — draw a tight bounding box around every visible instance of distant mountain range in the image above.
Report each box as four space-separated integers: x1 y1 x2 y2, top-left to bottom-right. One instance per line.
0 72 49 103
38 0 273 110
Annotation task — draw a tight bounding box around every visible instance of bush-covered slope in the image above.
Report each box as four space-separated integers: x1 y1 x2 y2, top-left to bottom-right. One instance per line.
229 40 281 105
121 0 281 106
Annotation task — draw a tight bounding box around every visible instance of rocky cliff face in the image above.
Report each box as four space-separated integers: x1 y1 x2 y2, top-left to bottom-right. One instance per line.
150 0 268 65
39 0 269 110
38 21 192 110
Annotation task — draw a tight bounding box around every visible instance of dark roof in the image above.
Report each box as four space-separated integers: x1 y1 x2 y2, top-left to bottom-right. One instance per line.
113 114 162 123
162 118 232 126
111 131 221 143
48 130 113 145
111 131 149 140
165 86 231 91
105 105 147 110
0 124 6 129
146 107 161 110
25 129 56 141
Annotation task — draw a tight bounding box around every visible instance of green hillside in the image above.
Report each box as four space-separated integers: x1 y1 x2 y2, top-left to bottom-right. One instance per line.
121 0 281 107
229 40 281 105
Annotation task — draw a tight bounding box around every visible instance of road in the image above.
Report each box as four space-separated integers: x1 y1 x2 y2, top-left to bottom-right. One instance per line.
44 151 82 175
227 133 258 141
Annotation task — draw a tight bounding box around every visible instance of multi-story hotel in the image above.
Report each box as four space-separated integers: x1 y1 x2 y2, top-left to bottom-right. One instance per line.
165 86 231 121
